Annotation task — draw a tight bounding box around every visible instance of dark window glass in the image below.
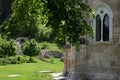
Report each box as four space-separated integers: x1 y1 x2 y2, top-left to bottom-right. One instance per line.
103 14 109 41
96 15 101 41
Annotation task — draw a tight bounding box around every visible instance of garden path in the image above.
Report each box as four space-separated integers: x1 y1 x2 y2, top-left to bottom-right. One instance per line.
51 73 72 80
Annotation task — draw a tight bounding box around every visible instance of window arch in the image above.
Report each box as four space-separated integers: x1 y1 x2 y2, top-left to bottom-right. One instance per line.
93 3 113 42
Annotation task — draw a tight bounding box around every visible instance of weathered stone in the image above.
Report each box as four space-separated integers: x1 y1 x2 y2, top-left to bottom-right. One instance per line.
64 0 120 80
41 50 63 58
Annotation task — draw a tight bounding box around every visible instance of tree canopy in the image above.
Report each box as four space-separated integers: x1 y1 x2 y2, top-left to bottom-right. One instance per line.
1 0 95 44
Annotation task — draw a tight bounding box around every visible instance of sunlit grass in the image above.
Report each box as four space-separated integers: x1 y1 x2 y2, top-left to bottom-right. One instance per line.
0 58 64 80
38 42 64 53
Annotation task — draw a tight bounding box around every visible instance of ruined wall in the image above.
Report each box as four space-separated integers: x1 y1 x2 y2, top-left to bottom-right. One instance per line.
64 45 76 78
65 0 120 80
72 43 120 80
86 44 120 80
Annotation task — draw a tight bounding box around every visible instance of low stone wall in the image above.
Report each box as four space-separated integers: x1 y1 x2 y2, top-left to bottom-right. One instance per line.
73 44 120 80
64 44 120 80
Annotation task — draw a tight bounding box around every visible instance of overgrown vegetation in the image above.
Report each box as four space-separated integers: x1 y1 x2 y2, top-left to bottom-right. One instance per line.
0 38 63 65
0 38 17 58
0 0 95 44
0 56 37 65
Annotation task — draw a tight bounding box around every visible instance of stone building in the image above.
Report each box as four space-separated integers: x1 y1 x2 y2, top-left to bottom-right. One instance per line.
64 0 120 80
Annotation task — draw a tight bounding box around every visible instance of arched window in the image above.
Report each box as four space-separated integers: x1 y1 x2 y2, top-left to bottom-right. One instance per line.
93 9 112 42
103 14 109 41
92 2 113 42
95 13 110 42
96 15 101 41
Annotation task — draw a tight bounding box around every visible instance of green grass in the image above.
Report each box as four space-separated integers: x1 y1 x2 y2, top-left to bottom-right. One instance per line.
0 58 64 80
38 42 64 53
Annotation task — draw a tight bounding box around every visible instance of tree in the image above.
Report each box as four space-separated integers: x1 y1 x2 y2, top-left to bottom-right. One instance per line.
22 39 40 61
41 0 95 44
3 0 95 44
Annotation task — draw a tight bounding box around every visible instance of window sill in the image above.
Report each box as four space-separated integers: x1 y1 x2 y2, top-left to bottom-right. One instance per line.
88 41 113 45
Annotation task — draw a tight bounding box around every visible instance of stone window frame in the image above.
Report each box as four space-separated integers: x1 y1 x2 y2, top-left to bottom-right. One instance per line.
92 2 113 43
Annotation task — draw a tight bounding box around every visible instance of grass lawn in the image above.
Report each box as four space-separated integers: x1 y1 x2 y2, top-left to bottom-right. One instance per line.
0 58 64 80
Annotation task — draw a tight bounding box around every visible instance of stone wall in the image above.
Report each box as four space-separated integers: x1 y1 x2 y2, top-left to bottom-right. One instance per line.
65 0 120 80
68 43 120 80
86 43 120 80
64 45 75 78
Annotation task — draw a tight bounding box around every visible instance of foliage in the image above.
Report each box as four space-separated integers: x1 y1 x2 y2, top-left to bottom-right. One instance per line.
22 39 40 57
40 0 93 44
38 42 63 53
0 38 17 57
0 14 39 39
38 0 95 44
0 0 52 41
1 0 95 44
0 56 37 65
37 24 52 41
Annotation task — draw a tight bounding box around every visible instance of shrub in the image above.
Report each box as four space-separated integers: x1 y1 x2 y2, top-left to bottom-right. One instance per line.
10 59 17 64
0 38 17 57
0 57 16 65
22 39 40 59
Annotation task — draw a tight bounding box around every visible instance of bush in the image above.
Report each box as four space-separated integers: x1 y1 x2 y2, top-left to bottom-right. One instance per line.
22 39 40 58
0 38 17 57
0 55 38 65
0 57 16 65
10 59 17 64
